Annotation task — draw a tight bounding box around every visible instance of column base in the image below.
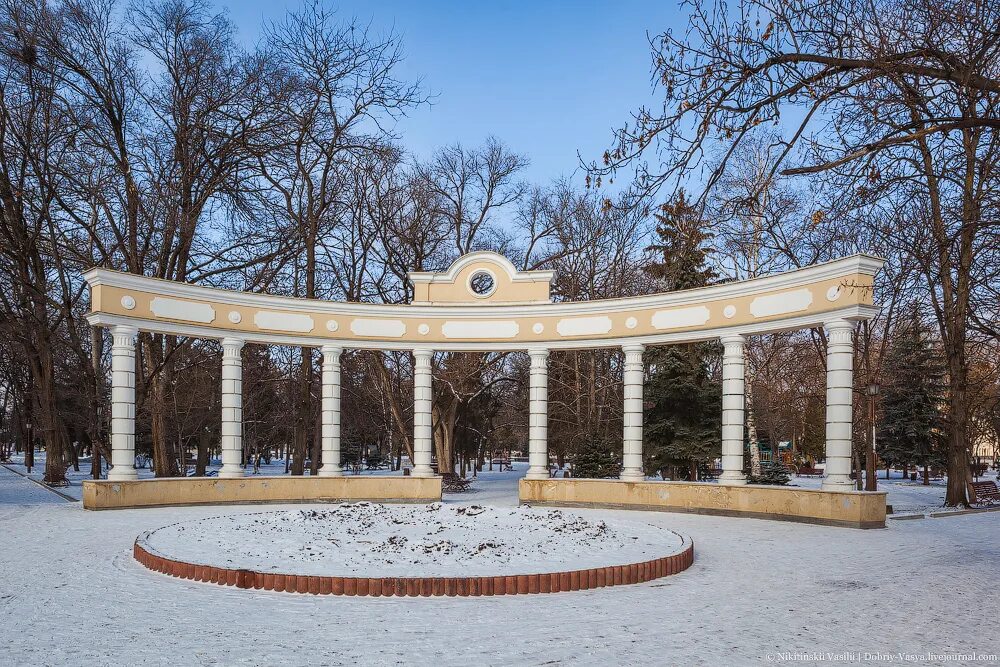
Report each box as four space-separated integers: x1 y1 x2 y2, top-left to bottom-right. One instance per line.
619 470 645 482
218 467 244 479
526 467 549 480
411 466 435 478
718 471 748 486
821 476 854 491
107 467 138 482
318 466 343 477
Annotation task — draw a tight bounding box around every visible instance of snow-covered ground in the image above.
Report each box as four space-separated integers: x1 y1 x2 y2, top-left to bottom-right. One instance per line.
2 462 999 666
140 503 686 577
9 451 995 515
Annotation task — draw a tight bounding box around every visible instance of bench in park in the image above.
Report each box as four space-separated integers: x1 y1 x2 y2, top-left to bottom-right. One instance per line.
796 467 823 477
969 480 1000 506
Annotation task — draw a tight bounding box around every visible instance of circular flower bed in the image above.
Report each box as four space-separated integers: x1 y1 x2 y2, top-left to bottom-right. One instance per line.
134 503 694 596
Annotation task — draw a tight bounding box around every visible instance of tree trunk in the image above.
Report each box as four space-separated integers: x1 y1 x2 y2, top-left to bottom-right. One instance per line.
944 366 971 505
309 409 321 476
34 336 68 485
196 431 210 476
292 348 312 475
143 335 179 478
90 326 108 480
745 374 761 477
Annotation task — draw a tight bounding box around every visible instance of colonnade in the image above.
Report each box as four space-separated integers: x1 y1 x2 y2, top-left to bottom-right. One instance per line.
105 319 857 490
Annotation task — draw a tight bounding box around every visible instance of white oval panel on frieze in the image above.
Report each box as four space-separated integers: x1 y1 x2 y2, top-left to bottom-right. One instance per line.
556 316 613 337
442 320 519 339
749 289 814 318
650 305 710 330
351 318 406 338
149 297 215 323
254 311 314 333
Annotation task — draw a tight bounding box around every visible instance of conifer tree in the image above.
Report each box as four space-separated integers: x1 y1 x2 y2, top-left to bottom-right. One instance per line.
877 314 946 485
643 192 722 480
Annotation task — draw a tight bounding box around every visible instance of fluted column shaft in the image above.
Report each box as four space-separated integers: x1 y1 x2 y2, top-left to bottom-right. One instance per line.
219 337 245 478
319 345 343 477
412 349 435 477
108 325 138 481
620 344 645 481
526 349 550 480
719 335 748 485
822 319 855 490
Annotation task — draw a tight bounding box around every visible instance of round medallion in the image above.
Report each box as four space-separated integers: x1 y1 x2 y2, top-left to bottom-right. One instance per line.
418 323 430 335
625 317 638 329
826 286 842 302
120 295 136 310
326 320 339 332
532 323 544 334
228 311 242 324
723 305 737 319
467 269 498 298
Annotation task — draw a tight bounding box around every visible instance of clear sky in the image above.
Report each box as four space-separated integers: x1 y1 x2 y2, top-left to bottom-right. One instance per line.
220 0 683 187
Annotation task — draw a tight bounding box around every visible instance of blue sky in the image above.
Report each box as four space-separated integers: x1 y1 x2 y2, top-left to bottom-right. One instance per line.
221 0 683 187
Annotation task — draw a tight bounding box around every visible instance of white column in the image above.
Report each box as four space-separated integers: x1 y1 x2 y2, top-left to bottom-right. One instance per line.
108 325 138 481
219 337 245 479
526 349 550 480
412 349 435 477
620 344 645 482
822 319 855 491
719 335 747 485
319 345 343 477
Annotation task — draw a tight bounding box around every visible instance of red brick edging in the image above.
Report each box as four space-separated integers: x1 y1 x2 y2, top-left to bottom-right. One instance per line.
133 539 694 596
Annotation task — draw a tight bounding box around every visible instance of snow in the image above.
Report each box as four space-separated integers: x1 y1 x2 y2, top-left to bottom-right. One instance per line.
139 503 686 577
2 463 999 665
9 452 991 517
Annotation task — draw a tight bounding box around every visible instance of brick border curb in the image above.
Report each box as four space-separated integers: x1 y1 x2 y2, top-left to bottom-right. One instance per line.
133 538 694 596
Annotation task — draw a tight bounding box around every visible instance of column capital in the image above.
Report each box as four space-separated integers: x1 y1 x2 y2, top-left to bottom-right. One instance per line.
824 319 855 344
111 324 138 340
721 334 745 356
321 344 343 358
528 348 549 360
412 348 434 361
622 343 645 354
825 318 855 332
221 336 245 350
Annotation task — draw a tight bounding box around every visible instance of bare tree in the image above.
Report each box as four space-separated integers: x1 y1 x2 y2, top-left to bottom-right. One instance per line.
588 0 1000 505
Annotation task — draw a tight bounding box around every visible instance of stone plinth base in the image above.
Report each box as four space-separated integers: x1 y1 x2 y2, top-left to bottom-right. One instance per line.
519 478 887 529
83 475 441 510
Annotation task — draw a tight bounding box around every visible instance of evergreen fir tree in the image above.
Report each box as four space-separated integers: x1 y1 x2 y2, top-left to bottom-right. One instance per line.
573 437 622 479
877 313 946 483
643 191 722 479
748 460 791 485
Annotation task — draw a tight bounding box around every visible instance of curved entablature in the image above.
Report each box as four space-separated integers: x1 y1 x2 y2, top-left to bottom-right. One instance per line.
84 253 884 351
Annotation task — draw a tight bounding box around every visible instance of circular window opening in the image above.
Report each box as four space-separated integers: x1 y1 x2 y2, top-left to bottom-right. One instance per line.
468 270 496 297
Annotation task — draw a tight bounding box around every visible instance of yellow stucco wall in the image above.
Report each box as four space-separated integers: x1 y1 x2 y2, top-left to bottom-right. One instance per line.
519 479 887 528
82 476 442 510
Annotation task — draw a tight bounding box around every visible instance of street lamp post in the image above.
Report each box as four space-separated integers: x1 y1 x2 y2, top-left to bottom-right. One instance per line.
866 382 879 491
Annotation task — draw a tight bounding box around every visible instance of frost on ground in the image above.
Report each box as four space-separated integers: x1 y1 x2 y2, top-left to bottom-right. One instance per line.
3 464 1000 666
140 502 685 577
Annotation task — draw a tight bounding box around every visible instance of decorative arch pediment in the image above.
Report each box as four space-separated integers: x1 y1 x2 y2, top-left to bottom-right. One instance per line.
408 252 554 305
